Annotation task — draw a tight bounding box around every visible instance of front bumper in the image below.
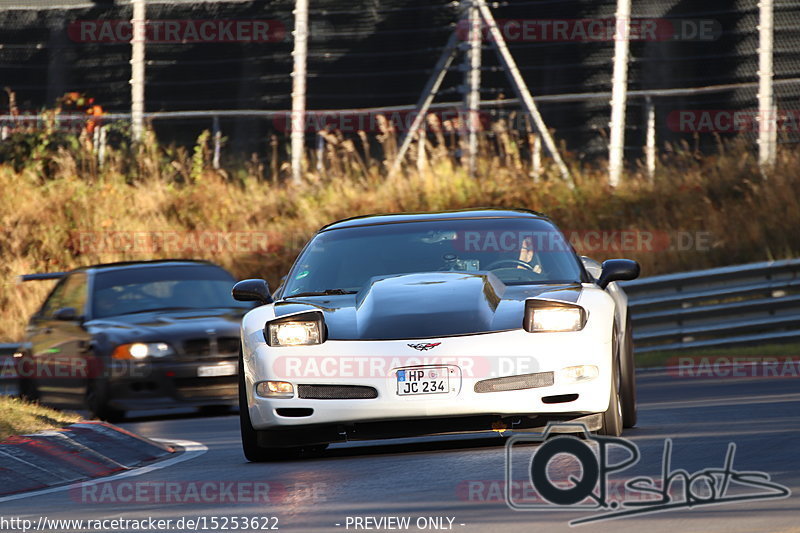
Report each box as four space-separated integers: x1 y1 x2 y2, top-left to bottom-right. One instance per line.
242 328 612 432
106 359 238 411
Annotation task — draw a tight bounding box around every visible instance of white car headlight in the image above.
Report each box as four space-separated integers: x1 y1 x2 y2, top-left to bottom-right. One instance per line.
266 313 325 346
523 301 587 332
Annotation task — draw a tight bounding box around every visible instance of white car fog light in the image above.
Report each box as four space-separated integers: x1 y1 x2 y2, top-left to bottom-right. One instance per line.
561 365 599 383
256 381 294 398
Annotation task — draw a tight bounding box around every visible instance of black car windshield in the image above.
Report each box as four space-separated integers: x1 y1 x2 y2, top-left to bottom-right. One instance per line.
283 217 584 296
92 264 250 318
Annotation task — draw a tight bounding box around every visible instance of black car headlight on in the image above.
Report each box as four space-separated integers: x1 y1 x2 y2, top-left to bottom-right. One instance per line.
523 300 587 333
265 312 326 347
112 342 174 360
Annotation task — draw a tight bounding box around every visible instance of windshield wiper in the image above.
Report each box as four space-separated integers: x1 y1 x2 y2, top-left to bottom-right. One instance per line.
284 289 357 298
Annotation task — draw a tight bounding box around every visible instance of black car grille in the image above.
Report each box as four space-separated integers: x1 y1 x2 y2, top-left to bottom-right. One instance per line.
182 337 240 358
297 385 378 400
176 376 237 399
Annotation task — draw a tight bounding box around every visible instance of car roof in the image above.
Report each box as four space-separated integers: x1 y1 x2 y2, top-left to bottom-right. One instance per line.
75 259 224 275
320 208 550 232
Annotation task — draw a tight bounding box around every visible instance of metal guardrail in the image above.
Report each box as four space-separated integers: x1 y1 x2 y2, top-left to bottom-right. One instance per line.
622 259 800 353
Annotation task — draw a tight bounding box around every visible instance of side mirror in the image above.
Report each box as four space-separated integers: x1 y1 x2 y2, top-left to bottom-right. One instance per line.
53 307 80 321
597 259 640 289
232 279 273 305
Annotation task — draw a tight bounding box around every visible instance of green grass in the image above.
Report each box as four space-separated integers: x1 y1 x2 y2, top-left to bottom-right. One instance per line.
635 342 800 368
0 396 81 441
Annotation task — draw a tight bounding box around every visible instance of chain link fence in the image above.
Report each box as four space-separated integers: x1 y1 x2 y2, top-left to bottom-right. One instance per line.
1 0 799 168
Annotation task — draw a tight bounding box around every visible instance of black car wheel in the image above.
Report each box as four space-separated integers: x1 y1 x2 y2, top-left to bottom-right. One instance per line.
239 351 306 462
18 377 40 402
620 313 638 428
85 378 125 422
598 325 623 437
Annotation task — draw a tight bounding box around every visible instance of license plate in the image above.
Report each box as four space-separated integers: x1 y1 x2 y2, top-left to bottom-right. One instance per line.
396 366 449 396
197 363 237 377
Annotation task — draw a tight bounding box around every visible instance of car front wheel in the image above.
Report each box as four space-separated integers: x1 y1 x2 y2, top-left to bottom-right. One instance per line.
238 352 308 462
85 378 125 422
598 326 623 437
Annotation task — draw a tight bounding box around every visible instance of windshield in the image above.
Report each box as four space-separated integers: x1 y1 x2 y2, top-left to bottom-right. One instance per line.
92 264 250 318
283 217 584 296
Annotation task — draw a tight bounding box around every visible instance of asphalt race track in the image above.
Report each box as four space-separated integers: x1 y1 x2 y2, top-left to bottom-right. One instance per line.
3 371 799 533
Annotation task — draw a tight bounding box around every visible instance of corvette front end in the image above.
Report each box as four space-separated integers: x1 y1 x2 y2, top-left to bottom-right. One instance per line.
240 285 615 436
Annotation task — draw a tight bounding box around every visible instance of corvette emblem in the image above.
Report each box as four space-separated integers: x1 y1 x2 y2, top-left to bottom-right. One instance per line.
407 342 441 351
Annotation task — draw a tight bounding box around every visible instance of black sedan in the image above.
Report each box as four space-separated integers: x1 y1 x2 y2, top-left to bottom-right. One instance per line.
15 260 251 420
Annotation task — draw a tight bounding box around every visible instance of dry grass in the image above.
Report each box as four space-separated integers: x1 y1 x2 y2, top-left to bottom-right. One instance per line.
0 121 798 342
0 396 81 441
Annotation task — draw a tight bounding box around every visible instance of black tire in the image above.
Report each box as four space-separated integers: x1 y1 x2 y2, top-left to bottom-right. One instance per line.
85 378 125 422
620 313 638 428
17 354 40 402
18 378 40 402
238 352 305 462
598 326 623 437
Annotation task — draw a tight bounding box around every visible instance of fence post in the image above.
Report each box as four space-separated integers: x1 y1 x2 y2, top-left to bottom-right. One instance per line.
130 0 145 143
212 115 221 169
645 96 656 181
758 0 776 173
463 0 482 178
291 0 310 184
608 0 631 188
530 132 542 182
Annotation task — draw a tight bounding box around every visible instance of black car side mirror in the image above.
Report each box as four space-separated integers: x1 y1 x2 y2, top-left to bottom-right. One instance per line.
597 259 640 289
232 279 273 305
53 306 80 321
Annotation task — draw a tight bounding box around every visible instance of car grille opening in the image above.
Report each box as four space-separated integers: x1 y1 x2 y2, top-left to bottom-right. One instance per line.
276 408 314 417
542 394 579 404
297 384 378 400
182 337 240 358
474 372 554 393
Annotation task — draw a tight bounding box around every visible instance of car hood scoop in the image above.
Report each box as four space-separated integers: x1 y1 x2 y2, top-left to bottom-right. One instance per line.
274 272 582 340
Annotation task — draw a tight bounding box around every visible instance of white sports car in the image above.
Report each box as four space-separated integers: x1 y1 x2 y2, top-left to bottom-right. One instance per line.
233 209 640 461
